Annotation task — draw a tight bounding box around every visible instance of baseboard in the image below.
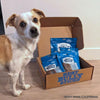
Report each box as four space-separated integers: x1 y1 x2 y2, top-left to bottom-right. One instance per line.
79 48 100 60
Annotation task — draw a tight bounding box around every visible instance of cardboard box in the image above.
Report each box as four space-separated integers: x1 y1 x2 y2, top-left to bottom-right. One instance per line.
37 17 94 89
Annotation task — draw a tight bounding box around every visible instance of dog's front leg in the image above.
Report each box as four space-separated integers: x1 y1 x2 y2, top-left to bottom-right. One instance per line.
19 70 31 90
9 72 23 96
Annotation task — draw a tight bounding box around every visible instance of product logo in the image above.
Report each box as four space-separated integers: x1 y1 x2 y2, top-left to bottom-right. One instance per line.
67 39 72 42
57 43 71 52
58 70 83 85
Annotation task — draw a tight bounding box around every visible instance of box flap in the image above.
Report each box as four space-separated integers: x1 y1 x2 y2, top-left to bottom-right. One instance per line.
38 17 84 57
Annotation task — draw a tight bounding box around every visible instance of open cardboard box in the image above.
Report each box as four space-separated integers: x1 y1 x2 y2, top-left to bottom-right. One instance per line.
37 17 94 89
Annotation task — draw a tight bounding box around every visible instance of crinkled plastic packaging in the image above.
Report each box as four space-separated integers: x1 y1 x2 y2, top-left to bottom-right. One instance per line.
41 53 65 74
50 38 77 53
57 49 80 71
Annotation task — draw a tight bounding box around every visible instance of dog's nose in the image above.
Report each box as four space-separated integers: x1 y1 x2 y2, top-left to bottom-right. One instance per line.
30 27 37 33
30 27 39 38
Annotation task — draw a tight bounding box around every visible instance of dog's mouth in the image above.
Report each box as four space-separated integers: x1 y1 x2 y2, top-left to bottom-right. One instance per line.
30 32 39 38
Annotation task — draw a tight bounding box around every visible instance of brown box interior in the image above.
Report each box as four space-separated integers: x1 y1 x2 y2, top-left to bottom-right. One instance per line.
37 17 94 89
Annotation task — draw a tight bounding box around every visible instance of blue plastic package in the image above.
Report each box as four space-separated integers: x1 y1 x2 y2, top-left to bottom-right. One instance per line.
50 38 77 53
41 53 65 73
57 49 80 71
63 48 80 65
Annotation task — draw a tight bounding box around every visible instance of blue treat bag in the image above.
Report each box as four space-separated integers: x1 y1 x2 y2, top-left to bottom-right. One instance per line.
57 50 80 71
63 48 80 65
41 53 65 73
50 38 77 53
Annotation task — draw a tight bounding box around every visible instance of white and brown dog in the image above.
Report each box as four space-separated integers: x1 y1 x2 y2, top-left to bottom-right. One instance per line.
0 9 45 96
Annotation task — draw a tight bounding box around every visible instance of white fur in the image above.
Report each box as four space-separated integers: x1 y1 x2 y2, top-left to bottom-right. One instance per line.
1 11 41 96
7 32 39 96
16 12 40 39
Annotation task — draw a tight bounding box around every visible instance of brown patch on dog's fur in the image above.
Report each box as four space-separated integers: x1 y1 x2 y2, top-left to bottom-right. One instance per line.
14 16 27 35
31 9 45 18
0 35 12 65
32 16 40 25
31 10 43 26
19 20 27 28
18 20 27 35
6 14 17 28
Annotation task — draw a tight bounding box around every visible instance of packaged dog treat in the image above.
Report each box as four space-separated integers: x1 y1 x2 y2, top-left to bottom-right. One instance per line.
46 69 56 75
41 53 65 74
50 38 77 53
62 57 79 71
63 63 72 71
65 48 80 64
57 50 80 71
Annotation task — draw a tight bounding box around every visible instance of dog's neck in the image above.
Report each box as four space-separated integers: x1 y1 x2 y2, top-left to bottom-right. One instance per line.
16 31 39 57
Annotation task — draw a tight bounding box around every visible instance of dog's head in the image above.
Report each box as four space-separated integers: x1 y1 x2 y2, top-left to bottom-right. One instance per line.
6 9 45 39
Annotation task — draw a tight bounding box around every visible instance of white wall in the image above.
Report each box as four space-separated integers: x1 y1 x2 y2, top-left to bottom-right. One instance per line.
1 0 100 60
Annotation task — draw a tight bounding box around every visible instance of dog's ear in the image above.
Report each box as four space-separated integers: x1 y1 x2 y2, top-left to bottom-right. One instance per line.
32 9 45 18
6 14 16 28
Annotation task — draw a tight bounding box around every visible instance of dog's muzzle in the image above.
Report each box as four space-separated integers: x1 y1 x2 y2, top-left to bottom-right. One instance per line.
30 27 39 38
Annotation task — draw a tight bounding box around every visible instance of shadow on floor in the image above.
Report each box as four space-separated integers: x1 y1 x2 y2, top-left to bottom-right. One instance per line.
0 60 43 96
0 71 12 96
27 60 43 89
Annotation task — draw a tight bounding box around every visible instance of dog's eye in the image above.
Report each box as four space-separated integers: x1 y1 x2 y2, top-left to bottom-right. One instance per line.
33 18 38 23
19 21 26 28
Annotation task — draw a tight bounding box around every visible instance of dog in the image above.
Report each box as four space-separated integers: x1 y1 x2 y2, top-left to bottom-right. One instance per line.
0 9 45 96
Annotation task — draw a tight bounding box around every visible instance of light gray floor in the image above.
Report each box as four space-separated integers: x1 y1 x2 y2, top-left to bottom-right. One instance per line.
0 61 43 99
0 60 99 100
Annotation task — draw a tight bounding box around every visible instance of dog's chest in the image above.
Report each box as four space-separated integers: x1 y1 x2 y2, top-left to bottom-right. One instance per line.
11 44 33 67
7 33 35 67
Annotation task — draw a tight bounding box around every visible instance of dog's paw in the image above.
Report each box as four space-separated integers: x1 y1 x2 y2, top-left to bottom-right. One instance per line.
13 90 23 97
22 84 31 90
